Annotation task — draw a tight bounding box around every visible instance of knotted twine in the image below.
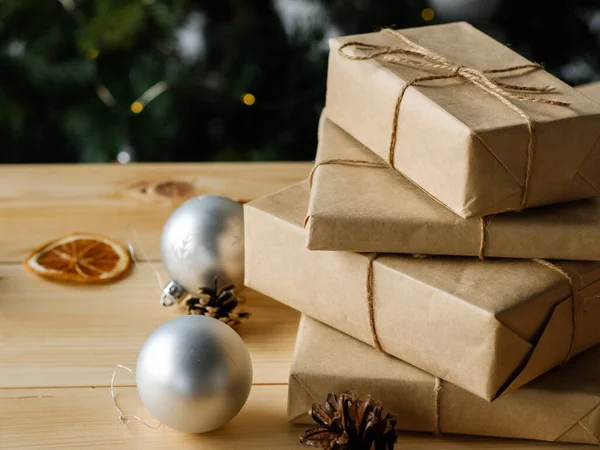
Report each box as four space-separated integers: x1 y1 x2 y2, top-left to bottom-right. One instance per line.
341 28 569 209
366 254 578 435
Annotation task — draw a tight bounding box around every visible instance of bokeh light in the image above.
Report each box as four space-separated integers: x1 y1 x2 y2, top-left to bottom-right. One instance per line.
421 8 435 21
87 48 99 60
130 101 144 114
241 93 256 106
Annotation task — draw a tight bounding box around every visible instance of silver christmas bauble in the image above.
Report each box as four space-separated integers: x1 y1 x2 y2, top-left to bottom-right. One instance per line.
160 195 244 305
136 315 253 433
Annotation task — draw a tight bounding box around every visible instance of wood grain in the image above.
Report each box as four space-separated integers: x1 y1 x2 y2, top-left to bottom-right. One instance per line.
1 385 590 450
0 163 310 263
1 162 586 449
0 263 299 388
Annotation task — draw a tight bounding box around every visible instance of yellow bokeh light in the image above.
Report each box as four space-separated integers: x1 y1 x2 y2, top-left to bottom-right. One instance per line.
241 93 256 106
421 8 435 21
130 101 144 114
87 48 99 60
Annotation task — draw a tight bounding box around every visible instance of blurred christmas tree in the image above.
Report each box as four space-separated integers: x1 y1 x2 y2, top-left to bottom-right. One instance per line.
1 0 599 163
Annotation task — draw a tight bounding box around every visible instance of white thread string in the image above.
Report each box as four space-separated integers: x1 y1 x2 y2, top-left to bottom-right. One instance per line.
111 365 161 429
126 225 165 295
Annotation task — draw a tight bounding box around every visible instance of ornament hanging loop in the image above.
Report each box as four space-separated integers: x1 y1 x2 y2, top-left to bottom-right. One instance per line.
110 365 161 430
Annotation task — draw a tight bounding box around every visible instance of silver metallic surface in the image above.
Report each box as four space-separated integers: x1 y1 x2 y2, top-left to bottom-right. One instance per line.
160 280 187 307
160 195 244 297
136 315 253 433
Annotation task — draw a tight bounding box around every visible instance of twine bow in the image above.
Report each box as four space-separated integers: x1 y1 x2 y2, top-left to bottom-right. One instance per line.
337 28 570 210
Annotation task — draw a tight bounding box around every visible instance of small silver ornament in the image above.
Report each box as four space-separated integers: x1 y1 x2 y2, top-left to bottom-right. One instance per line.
136 315 253 433
160 195 244 306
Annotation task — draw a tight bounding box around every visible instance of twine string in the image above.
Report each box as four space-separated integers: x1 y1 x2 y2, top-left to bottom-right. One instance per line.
479 217 487 260
305 159 388 227
533 259 577 364
110 365 161 429
478 215 496 260
433 377 443 436
366 253 384 352
307 164 495 260
337 28 570 210
365 252 447 435
363 256 579 433
308 159 387 188
365 257 579 363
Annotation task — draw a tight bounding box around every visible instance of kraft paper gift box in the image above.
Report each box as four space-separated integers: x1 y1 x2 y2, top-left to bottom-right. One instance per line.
578 81 600 102
305 114 600 260
245 182 600 401
289 315 600 445
325 22 600 218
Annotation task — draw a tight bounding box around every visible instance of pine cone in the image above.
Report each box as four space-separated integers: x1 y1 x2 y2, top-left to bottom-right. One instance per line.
300 391 397 450
184 281 250 328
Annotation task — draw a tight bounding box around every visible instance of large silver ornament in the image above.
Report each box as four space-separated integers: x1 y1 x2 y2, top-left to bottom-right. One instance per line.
136 315 253 433
160 195 244 306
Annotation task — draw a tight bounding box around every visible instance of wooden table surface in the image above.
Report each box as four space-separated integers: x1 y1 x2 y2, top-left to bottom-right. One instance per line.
0 163 593 449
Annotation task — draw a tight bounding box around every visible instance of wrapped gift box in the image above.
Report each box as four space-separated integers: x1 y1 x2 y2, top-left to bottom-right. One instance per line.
289 315 600 445
305 114 600 260
325 22 600 218
578 81 600 102
245 182 600 401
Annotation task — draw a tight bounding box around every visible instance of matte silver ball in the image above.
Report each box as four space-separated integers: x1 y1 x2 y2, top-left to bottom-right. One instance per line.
160 195 244 295
136 315 253 433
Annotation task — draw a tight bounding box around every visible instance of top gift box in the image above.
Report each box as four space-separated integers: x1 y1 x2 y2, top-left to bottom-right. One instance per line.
325 22 600 218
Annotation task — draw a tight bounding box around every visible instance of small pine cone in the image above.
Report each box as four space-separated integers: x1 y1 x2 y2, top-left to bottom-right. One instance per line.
300 391 397 450
183 283 250 328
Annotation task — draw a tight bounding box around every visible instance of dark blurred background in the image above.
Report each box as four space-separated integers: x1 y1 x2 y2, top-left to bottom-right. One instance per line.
1 0 600 164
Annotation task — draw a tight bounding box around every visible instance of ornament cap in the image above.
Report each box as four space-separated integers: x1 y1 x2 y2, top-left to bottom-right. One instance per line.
161 280 187 307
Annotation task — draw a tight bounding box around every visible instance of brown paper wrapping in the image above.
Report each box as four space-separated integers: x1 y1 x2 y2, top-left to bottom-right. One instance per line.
289 315 600 445
578 81 600 102
325 22 600 218
306 114 600 259
245 182 600 401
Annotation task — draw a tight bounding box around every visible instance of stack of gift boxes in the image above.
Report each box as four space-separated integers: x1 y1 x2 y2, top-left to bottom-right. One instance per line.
245 22 600 444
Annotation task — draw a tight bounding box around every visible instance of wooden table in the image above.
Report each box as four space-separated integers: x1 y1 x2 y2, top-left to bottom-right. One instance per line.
0 163 591 449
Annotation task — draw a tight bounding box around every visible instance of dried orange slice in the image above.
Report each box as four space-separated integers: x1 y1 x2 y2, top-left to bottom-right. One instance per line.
24 233 131 283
